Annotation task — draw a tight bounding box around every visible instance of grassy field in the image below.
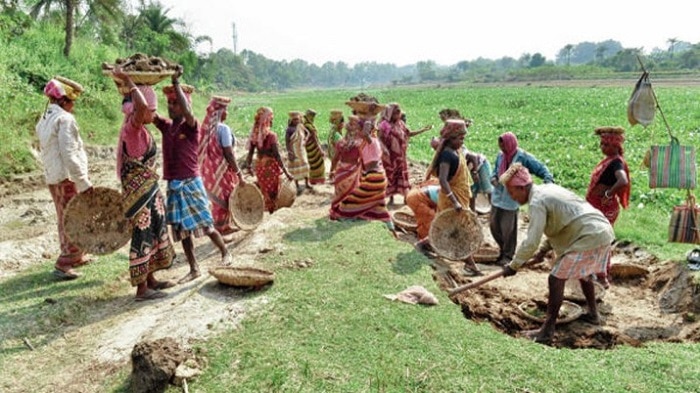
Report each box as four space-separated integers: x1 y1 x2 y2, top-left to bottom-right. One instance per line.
2 82 700 392
219 83 699 261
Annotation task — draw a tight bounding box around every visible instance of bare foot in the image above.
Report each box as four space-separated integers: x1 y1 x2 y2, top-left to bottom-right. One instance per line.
220 253 233 266
222 234 236 244
178 270 201 284
522 329 553 344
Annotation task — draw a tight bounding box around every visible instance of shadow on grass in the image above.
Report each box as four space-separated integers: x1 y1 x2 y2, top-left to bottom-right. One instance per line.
0 266 153 355
391 250 432 275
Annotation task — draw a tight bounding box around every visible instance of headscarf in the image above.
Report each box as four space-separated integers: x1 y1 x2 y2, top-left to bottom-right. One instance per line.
198 95 231 164
330 110 343 123
424 119 467 181
116 85 158 178
345 115 361 138
595 126 626 157
288 111 303 126
120 85 158 115
499 162 532 186
497 132 519 176
379 103 400 139
590 126 630 208
44 76 83 101
248 106 274 150
304 109 317 121
162 84 193 105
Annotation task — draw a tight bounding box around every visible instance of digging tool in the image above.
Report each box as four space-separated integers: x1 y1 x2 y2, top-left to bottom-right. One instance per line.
448 269 504 296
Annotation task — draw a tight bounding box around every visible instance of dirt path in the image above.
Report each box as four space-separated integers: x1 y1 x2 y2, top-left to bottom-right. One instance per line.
1 144 699 391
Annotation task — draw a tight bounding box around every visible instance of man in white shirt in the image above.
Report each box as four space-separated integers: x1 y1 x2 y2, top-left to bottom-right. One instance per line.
501 163 614 344
35 76 93 280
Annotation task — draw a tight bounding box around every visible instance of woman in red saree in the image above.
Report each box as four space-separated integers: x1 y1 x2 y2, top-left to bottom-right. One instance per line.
198 96 243 237
378 103 432 205
330 118 395 235
245 107 293 213
329 115 362 217
586 126 630 287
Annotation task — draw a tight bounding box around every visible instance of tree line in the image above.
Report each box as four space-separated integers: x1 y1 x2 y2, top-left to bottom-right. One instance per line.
2 0 700 93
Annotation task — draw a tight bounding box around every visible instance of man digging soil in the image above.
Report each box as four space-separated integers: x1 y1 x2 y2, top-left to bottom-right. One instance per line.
500 163 614 344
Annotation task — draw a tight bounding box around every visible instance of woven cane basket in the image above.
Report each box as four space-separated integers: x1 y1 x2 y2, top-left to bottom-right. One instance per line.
609 263 649 279
63 187 131 255
472 244 500 263
474 193 491 215
429 208 483 260
563 279 606 302
276 177 296 209
209 266 275 287
391 206 418 232
102 69 175 85
517 300 583 325
345 101 386 117
229 183 264 230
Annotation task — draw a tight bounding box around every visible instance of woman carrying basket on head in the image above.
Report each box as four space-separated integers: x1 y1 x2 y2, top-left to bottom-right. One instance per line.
245 107 294 213
329 118 396 237
329 114 363 217
112 66 176 301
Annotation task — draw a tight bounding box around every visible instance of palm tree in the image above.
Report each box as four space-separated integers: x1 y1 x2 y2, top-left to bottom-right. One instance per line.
138 3 190 52
29 0 121 57
667 37 679 58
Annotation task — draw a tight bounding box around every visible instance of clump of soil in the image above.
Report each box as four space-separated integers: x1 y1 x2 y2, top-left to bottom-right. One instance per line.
130 337 199 393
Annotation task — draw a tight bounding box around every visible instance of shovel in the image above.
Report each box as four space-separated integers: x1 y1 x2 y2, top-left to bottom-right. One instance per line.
448 269 504 296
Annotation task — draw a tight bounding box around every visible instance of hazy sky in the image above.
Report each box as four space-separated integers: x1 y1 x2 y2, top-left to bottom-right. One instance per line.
159 0 699 66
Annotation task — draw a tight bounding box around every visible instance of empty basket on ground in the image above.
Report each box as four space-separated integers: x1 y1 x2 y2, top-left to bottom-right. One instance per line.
472 244 500 263
429 208 483 260
209 266 275 287
229 183 264 230
276 177 296 209
563 279 606 302
63 187 132 255
391 206 418 233
517 300 582 325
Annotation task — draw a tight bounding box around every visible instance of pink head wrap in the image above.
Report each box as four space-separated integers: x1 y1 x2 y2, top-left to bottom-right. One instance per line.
440 119 467 139
497 132 519 175
248 106 274 149
44 77 83 101
122 85 158 115
501 163 532 187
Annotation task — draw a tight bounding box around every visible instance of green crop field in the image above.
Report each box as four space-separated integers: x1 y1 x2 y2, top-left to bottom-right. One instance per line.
217 83 699 261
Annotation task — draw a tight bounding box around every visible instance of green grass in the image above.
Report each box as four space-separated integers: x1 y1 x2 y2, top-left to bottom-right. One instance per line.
3 82 700 392
91 218 699 392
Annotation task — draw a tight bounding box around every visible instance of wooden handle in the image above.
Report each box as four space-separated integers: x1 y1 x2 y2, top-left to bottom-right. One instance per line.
448 269 504 296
